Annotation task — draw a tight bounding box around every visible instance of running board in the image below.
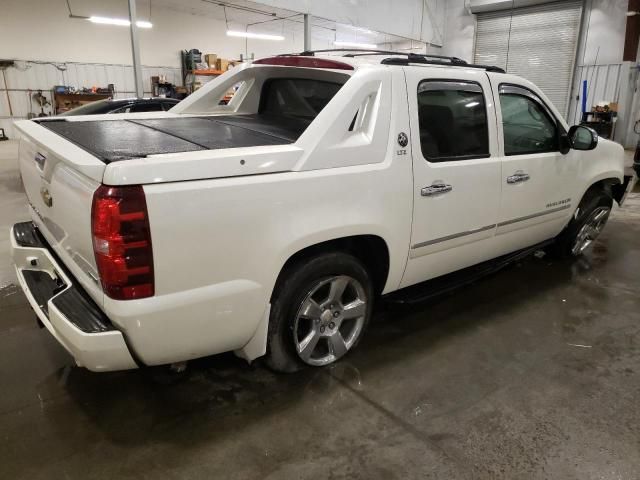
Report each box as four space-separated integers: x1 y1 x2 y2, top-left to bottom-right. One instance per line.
384 240 553 305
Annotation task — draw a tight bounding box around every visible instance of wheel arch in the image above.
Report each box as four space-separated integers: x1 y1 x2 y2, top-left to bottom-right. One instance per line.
272 234 392 299
578 175 621 205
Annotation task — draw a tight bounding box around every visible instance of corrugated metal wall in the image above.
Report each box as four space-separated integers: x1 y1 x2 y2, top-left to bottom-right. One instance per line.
0 59 181 138
567 63 623 125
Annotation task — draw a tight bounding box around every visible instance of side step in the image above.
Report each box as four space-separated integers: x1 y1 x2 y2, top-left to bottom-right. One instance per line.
384 241 552 305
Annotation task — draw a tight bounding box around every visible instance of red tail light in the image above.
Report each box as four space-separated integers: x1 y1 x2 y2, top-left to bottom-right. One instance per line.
253 56 354 70
91 185 154 300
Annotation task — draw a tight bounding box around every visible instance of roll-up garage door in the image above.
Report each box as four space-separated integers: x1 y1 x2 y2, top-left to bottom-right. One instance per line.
474 1 582 117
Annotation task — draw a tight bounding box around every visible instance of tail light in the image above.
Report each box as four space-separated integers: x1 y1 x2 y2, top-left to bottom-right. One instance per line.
91 185 154 300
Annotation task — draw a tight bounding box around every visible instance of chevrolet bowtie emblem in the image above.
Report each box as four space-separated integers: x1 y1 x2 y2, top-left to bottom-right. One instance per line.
40 187 53 207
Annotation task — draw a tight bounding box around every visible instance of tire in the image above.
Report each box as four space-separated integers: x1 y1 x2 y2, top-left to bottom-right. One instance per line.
549 187 613 258
265 252 374 373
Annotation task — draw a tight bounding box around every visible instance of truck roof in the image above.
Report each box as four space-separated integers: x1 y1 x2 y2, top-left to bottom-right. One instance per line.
253 50 505 74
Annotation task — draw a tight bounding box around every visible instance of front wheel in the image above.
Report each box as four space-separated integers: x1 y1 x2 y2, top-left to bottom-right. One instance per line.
550 188 612 258
265 252 373 373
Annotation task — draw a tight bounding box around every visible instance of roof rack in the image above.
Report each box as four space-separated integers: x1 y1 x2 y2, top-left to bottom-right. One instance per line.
381 54 506 73
279 49 505 74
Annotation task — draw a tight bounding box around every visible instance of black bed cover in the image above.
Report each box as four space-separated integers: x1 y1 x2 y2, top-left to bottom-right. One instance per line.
37 114 310 163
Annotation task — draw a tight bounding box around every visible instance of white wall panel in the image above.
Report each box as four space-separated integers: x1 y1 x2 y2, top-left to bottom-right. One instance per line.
250 0 445 45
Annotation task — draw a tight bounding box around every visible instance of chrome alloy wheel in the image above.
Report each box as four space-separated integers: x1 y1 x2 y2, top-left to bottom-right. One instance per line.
571 206 611 255
293 275 368 366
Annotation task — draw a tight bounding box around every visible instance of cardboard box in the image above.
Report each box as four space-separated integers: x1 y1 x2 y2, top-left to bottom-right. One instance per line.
216 58 230 71
204 54 218 68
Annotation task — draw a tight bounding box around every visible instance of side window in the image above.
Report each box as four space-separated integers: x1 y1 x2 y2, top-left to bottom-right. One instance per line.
109 105 131 114
417 80 489 162
129 102 161 113
499 86 558 155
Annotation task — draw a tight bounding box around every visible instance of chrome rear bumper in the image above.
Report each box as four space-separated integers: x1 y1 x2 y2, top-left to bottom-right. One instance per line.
11 222 138 371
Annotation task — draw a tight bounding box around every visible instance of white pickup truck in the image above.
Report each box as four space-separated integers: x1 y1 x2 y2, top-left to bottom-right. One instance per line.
11 51 631 373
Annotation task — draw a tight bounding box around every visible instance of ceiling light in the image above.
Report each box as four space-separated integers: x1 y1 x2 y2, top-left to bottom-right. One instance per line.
627 10 640 16
88 16 153 28
334 41 378 49
227 30 284 41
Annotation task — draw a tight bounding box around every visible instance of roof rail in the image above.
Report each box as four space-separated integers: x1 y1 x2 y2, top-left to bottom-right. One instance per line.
381 54 506 73
291 49 467 63
276 49 505 74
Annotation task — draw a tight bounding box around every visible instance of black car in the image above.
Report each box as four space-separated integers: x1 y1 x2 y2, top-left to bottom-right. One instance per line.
59 98 180 116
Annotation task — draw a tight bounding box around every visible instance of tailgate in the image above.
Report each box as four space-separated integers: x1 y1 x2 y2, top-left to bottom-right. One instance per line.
14 120 106 305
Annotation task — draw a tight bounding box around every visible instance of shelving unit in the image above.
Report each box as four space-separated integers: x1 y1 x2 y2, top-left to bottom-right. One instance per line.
189 69 225 76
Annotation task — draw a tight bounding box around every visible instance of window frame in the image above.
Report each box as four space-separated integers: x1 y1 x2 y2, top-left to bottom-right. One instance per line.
498 83 565 157
416 79 491 163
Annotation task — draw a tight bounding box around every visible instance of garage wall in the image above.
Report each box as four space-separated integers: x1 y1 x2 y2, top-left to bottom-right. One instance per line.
249 0 446 46
442 0 639 148
0 0 334 137
443 0 629 65
0 0 311 67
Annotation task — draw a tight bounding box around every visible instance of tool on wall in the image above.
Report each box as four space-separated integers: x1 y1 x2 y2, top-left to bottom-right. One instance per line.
32 90 51 117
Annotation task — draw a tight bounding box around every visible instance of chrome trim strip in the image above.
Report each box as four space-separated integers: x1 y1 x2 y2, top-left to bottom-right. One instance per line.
411 204 573 250
497 204 572 227
411 224 496 249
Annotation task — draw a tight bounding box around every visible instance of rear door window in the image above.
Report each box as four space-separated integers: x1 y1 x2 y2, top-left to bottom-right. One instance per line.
259 78 342 120
417 80 490 162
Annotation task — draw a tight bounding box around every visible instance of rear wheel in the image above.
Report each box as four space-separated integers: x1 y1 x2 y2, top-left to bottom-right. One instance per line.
265 252 373 373
550 188 612 258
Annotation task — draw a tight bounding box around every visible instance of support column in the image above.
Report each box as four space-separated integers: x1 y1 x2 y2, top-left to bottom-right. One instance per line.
128 0 144 98
303 14 311 52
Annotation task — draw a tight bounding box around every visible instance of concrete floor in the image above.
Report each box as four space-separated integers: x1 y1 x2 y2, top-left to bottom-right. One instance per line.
0 139 639 479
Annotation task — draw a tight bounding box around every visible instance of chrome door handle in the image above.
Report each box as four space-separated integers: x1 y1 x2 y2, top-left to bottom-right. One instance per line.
421 183 453 196
506 171 530 184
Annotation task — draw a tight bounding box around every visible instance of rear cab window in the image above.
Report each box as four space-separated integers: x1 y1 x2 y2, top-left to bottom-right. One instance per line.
259 78 342 119
417 80 490 162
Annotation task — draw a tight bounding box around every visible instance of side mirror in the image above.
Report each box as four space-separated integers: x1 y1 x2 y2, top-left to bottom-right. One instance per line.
568 125 598 151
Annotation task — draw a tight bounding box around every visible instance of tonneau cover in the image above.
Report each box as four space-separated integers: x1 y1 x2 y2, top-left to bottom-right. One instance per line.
38 114 310 163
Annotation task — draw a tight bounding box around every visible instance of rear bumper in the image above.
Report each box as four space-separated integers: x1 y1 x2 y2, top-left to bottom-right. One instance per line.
11 222 138 371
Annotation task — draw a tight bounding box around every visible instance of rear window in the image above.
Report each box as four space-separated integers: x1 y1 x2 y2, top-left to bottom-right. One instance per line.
417 80 489 162
259 78 342 119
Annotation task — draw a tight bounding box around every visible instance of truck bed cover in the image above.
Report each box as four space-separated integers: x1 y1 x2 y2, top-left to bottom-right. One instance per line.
37 114 310 163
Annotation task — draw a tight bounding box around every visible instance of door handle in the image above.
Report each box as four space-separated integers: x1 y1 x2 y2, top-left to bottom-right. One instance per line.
421 183 453 196
506 171 530 184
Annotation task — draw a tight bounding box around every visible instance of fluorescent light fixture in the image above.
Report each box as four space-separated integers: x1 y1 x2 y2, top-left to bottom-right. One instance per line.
88 16 153 28
334 40 378 49
227 30 284 41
